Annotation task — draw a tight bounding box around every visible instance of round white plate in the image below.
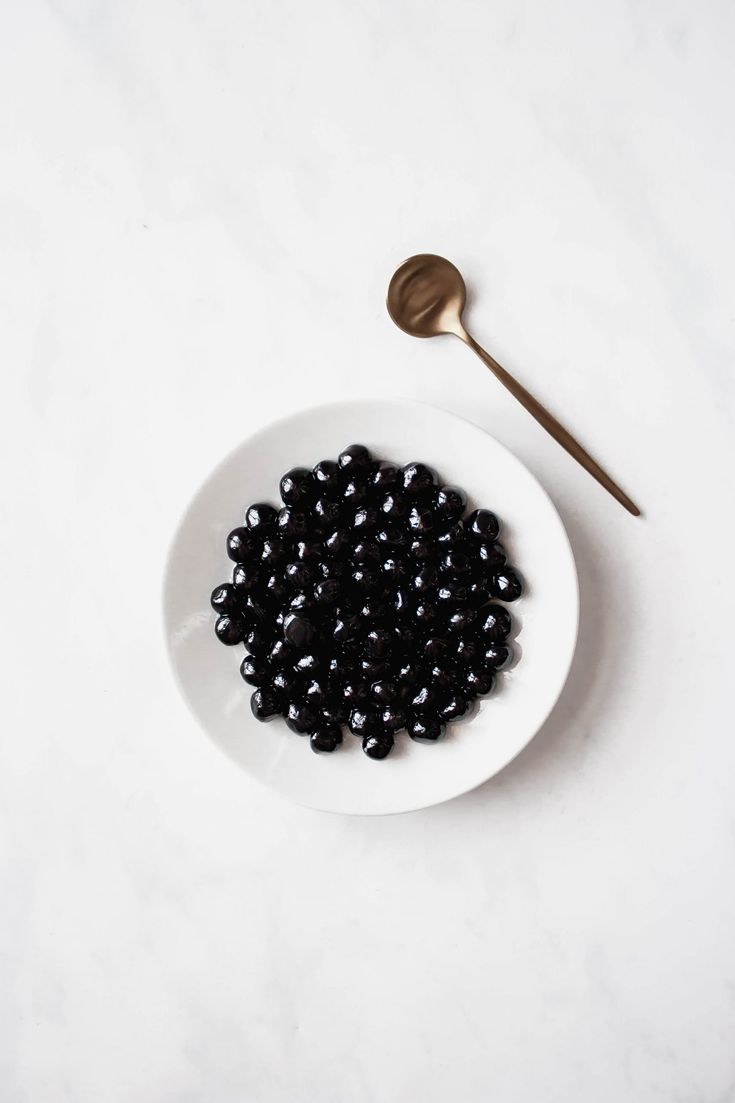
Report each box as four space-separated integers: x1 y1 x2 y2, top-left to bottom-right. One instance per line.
163 399 578 815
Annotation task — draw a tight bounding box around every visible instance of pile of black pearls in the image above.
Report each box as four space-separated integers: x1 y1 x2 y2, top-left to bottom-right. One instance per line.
211 444 522 759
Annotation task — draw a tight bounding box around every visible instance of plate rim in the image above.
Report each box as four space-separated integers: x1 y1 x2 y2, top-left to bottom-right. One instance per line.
162 397 579 814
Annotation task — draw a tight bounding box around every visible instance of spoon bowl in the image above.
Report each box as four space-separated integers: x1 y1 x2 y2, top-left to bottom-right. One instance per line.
387 254 466 339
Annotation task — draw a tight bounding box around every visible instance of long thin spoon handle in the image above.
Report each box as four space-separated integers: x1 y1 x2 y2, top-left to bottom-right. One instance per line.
461 331 640 517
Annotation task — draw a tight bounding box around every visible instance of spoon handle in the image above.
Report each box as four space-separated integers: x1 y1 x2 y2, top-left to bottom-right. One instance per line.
462 332 640 516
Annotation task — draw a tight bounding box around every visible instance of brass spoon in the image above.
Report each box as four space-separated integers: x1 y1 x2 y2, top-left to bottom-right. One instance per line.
387 253 640 517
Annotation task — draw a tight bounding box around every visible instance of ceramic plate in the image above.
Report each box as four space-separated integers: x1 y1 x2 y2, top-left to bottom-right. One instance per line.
163 399 578 814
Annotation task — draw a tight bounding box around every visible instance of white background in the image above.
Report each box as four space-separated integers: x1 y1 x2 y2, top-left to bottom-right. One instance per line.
2 2 735 1101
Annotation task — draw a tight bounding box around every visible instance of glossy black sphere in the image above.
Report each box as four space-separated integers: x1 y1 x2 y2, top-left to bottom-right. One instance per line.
215 615 245 645
276 507 309 539
353 506 379 532
284 701 318 734
232 562 259 594
211 583 239 614
479 604 512 641
312 459 341 498
243 594 268 624
251 688 281 721
343 677 369 705
348 708 378 737
402 462 435 497
381 491 408 520
245 503 278 534
411 685 438 713
269 639 292 667
310 725 343 753
482 642 513 671
295 539 322 564
342 479 367 507
440 694 468 721
350 539 379 565
240 654 269 686
429 665 455 692
447 608 478 634
283 613 316 648
293 652 322 676
359 660 388 685
363 733 394 759
465 581 491 609
478 542 507 569
456 638 481 666
314 579 341 605
260 538 286 569
442 550 471 578
437 580 468 604
409 537 435 562
338 443 372 475
264 573 288 605
325 528 350 557
287 588 312 612
322 697 350 726
360 596 390 622
333 614 360 647
365 628 391 658
435 521 465 550
313 497 341 530
381 705 406 732
435 485 467 521
376 522 408 549
397 660 421 688
382 556 409 584
466 508 500 542
285 561 314 589
350 567 383 596
245 625 272 656
413 602 437 628
371 679 398 704
318 558 346 581
408 716 444 743
371 460 399 492
304 678 327 707
491 568 523 602
279 468 313 506
272 669 295 696
408 506 434 534
227 527 258 563
465 669 495 698
423 636 450 663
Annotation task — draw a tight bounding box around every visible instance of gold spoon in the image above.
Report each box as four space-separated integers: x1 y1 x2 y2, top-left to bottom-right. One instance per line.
387 253 640 517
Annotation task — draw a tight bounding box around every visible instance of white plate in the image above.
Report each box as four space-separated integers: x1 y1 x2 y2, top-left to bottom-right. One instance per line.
163 400 578 815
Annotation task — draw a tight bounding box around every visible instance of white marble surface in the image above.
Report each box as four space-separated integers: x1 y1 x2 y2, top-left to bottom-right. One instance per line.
2 1 735 1100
